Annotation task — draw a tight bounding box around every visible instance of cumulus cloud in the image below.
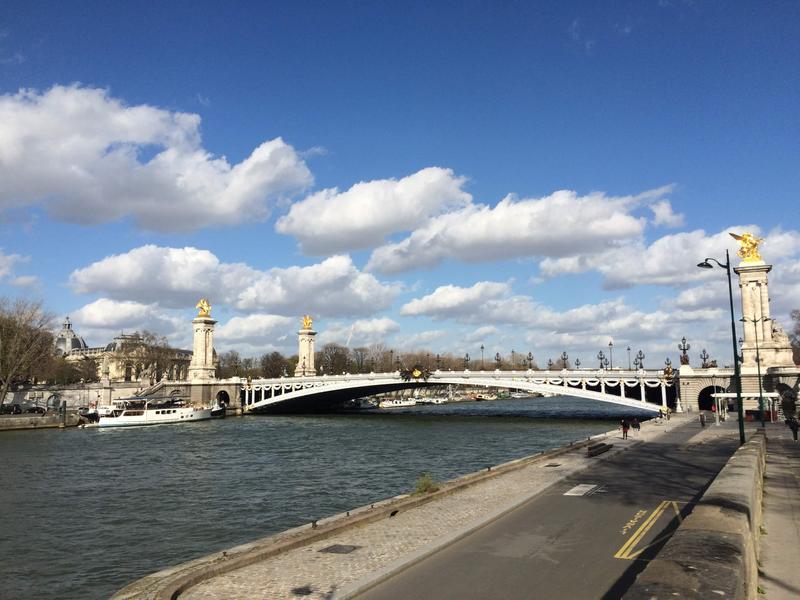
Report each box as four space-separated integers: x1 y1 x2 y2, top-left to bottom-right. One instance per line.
69 245 401 318
276 167 471 254
317 318 401 347
0 249 25 280
70 298 187 346
401 281 511 318
540 226 800 289
215 314 295 345
650 200 684 227
0 85 313 231
366 188 666 274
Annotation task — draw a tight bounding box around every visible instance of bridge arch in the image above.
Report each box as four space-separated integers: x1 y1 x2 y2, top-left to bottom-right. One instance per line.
240 370 672 414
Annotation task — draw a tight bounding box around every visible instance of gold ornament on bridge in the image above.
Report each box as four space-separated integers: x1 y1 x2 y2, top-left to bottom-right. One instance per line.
729 232 764 263
302 314 313 330
196 298 212 317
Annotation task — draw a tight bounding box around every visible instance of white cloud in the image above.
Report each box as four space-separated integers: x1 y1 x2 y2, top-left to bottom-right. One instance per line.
235 255 402 317
650 200 684 227
276 167 471 254
540 226 800 289
0 85 312 231
69 246 401 318
0 249 25 280
317 317 401 347
10 275 38 287
70 298 186 346
366 188 664 274
464 325 500 343
215 314 295 346
401 281 511 318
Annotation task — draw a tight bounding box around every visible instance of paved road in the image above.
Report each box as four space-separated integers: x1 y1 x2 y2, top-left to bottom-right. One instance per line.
355 421 740 600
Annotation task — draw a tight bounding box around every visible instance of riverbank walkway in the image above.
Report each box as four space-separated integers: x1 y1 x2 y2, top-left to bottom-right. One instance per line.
119 413 800 599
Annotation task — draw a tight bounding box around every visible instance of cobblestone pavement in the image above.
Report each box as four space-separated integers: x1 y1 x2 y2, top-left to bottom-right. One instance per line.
183 415 694 600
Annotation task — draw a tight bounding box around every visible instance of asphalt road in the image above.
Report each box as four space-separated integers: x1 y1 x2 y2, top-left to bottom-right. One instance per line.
355 421 740 600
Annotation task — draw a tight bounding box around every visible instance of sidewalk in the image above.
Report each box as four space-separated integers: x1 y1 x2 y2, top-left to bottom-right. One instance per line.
175 415 699 600
759 422 800 599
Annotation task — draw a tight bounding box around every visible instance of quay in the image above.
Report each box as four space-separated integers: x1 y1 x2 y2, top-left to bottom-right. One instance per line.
112 413 800 599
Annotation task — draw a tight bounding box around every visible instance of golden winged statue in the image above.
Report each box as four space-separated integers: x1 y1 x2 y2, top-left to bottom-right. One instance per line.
196 298 212 317
729 232 764 263
302 314 313 329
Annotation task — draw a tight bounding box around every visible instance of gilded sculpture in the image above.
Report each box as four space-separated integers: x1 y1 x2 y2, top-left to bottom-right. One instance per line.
302 314 313 329
729 232 764 263
196 298 212 317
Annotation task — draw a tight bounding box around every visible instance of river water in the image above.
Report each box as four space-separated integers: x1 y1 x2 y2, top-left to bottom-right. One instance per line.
0 396 651 600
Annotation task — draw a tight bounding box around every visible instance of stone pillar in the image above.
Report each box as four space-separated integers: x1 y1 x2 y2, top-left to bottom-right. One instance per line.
735 262 794 368
295 319 317 377
188 316 217 381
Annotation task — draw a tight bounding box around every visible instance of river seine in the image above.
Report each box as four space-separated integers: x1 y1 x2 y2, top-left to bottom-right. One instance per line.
1 396 651 600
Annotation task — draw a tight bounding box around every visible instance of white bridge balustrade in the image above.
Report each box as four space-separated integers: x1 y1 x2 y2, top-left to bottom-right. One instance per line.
240 369 676 413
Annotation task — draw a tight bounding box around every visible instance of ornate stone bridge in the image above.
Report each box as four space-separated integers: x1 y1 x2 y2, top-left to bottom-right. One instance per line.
240 369 676 414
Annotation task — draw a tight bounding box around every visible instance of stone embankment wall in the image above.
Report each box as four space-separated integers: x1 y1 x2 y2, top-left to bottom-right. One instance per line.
0 413 82 431
623 431 766 600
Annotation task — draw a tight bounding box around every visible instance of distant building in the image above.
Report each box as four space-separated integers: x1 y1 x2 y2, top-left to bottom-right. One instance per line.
53 317 192 383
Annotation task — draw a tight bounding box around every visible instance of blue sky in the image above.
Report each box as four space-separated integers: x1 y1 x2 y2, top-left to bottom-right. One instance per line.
1 1 798 367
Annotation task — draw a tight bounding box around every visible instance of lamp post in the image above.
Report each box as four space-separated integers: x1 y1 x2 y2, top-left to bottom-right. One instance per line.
511 349 516 370
627 346 631 370
575 358 581 369
495 352 501 370
608 341 614 369
389 349 393 373
597 350 606 370
636 350 645 370
697 250 746 445
741 315 769 427
464 352 470 370
480 344 485 370
547 358 554 370
699 348 710 369
436 353 441 370
561 351 569 369
527 352 533 369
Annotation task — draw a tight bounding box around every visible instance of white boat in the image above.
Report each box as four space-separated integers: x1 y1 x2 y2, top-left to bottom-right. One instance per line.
474 392 498 401
510 392 529 399
378 397 417 409
97 399 212 428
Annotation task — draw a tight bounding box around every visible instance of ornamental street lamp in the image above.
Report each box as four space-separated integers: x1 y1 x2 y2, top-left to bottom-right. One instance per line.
678 336 691 366
608 341 614 369
436 353 441 370
603 357 610 369
561 351 569 368
636 350 645 370
697 251 745 445
575 358 581 369
389 350 394 373
627 346 631 370
741 315 770 427
633 356 641 370
597 350 606 369
511 349 516 369
547 358 554 370
480 344 485 369
495 352 501 369
699 348 710 368
527 352 533 369
464 352 470 370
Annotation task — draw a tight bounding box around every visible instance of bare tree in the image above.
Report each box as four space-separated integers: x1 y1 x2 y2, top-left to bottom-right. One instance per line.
791 309 800 365
318 343 350 374
351 347 368 373
0 298 55 403
259 351 289 377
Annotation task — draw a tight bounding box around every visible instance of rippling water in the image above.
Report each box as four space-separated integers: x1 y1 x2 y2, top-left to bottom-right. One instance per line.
0 396 650 600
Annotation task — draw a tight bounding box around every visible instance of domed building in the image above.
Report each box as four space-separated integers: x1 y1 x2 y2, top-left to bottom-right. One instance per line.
53 317 88 355
54 318 192 383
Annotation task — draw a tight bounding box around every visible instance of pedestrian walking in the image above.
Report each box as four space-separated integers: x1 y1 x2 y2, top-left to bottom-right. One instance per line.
631 417 640 435
621 418 630 439
699 412 706 428
666 407 671 420
786 418 799 441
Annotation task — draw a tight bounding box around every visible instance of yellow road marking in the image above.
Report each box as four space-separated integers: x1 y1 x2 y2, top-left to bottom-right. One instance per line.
615 501 682 560
626 502 683 559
